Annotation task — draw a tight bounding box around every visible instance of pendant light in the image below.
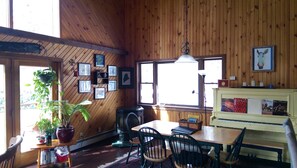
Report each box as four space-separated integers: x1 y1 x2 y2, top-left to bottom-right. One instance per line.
175 0 197 63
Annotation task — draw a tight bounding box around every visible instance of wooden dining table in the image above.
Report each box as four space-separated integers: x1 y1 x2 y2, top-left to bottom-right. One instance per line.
132 120 242 168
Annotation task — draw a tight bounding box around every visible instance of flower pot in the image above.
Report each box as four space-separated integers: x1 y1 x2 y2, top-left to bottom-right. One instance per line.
56 126 75 143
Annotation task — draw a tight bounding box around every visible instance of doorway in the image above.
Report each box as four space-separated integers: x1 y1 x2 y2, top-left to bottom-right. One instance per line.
0 55 61 167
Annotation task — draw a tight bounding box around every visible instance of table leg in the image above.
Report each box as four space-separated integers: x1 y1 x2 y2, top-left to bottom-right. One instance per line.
214 144 221 168
67 146 72 167
37 149 41 168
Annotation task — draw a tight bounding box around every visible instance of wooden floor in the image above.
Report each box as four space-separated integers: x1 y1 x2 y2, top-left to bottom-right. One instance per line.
23 135 290 168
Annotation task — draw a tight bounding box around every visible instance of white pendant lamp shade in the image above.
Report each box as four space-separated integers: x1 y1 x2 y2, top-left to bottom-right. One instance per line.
175 53 197 63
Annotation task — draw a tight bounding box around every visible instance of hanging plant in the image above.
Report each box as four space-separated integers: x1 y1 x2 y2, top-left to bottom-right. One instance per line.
32 67 57 111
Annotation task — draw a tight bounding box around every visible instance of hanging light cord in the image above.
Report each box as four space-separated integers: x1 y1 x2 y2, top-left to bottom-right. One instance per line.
182 0 190 55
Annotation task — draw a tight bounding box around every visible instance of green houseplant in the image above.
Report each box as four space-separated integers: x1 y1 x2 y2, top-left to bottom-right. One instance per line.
32 67 92 143
48 99 91 143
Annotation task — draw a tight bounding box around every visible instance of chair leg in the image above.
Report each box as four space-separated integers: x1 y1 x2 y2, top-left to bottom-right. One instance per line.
126 144 133 164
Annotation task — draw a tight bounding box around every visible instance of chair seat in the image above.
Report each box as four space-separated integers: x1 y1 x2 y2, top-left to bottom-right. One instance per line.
144 145 172 163
130 137 140 145
208 147 238 165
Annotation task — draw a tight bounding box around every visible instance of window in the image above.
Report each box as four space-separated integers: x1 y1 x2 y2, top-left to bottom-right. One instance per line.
138 56 225 109
0 0 60 37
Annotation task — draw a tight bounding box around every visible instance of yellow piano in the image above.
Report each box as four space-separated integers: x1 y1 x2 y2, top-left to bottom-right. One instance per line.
210 88 297 163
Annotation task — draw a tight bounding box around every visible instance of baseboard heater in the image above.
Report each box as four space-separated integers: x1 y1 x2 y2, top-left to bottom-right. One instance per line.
70 129 118 151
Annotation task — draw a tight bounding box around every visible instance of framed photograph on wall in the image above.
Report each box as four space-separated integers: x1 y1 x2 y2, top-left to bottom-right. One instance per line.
252 46 275 72
94 87 105 99
78 80 91 93
108 65 117 77
108 80 117 91
118 67 134 89
78 63 91 76
94 54 105 67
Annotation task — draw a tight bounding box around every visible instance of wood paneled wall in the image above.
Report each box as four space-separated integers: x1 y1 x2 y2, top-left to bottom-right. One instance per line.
60 0 125 49
0 0 126 141
59 0 126 139
124 0 297 109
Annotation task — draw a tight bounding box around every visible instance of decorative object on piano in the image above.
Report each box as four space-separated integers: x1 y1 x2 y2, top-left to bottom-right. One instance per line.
262 99 273 115
233 98 247 113
242 82 247 87
251 80 256 86
272 100 288 116
252 45 275 72
218 79 229 88
94 54 105 67
221 98 234 112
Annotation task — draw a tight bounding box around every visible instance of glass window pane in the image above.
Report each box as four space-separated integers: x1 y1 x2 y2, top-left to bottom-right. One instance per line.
205 60 222 83
13 0 60 37
141 63 153 83
0 65 6 154
20 66 49 152
0 0 9 27
158 63 198 106
140 84 153 104
205 84 217 107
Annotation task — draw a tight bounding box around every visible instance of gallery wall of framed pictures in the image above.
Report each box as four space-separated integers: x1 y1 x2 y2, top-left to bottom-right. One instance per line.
76 53 120 100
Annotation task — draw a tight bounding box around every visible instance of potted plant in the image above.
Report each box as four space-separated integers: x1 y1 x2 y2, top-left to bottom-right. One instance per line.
32 67 57 111
36 117 60 145
48 100 91 143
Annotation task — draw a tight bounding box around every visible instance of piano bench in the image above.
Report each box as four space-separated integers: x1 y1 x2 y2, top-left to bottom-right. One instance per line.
241 139 285 163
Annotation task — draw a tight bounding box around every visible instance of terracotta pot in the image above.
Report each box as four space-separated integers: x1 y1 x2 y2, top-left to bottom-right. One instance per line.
56 126 75 143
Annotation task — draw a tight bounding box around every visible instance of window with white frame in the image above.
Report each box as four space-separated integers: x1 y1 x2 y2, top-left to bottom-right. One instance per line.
0 0 60 37
138 56 225 109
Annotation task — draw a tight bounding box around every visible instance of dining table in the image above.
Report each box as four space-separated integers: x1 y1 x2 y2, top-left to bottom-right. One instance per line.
132 120 242 168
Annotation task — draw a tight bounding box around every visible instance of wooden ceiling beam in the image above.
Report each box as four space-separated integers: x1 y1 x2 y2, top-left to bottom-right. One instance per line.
0 27 128 56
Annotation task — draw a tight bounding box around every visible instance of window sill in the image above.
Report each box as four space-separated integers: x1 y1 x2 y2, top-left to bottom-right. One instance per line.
138 104 212 113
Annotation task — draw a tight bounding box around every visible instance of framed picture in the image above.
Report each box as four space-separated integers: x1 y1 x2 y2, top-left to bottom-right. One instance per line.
108 65 117 77
78 63 91 76
108 80 117 91
119 68 134 88
94 87 105 99
78 80 91 93
94 54 105 67
252 46 275 72
218 79 229 88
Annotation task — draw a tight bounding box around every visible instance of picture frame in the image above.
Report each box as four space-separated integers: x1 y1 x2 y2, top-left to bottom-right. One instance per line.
252 46 275 72
108 80 117 91
118 67 134 89
218 79 229 88
78 80 91 93
94 87 105 99
94 54 105 67
78 63 91 76
108 65 117 77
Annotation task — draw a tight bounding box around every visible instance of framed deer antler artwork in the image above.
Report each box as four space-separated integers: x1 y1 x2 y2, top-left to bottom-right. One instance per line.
252 46 275 72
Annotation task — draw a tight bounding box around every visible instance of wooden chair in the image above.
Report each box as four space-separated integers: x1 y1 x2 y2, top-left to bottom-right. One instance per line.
208 128 246 168
138 127 172 168
169 133 209 168
0 135 23 168
125 112 141 164
283 118 297 168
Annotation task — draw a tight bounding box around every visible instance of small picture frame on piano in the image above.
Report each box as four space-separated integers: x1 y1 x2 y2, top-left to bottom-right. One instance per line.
218 79 229 88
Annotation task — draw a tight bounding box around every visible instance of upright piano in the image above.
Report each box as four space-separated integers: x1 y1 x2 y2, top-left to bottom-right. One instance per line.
210 88 297 162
